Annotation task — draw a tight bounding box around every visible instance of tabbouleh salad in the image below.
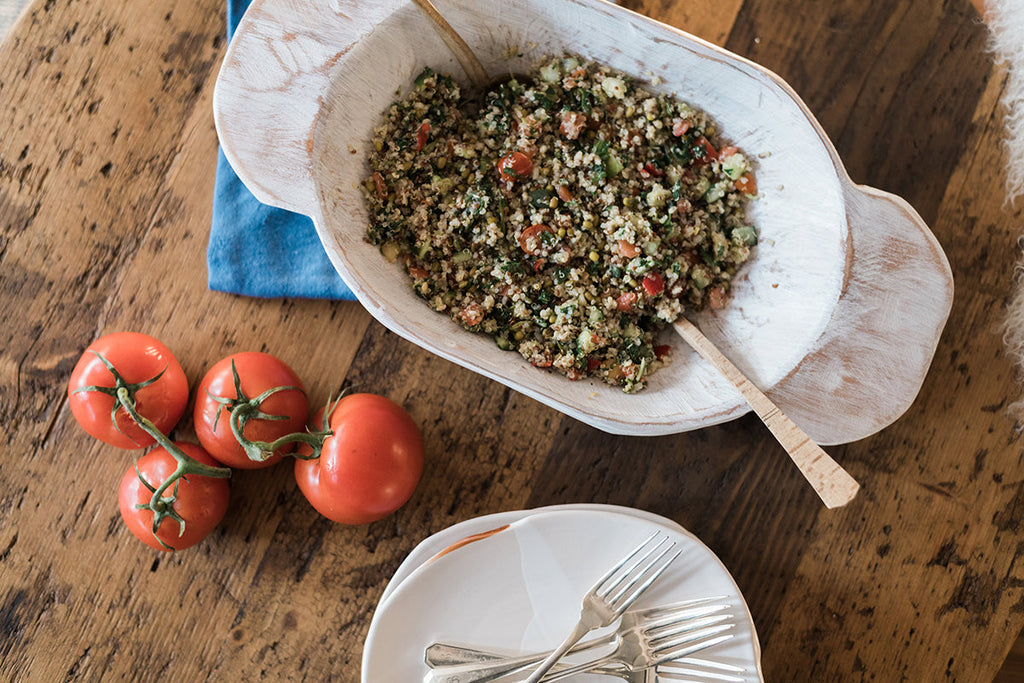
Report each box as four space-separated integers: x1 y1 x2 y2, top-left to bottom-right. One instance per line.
362 55 758 392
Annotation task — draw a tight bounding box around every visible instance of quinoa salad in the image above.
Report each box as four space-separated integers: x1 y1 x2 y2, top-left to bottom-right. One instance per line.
362 56 758 392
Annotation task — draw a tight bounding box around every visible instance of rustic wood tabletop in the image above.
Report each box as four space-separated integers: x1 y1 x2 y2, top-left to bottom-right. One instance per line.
2 0 1023 680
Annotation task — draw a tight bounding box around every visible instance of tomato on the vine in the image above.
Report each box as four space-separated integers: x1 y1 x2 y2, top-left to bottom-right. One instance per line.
194 352 308 469
67 332 188 449
118 442 230 551
295 394 424 525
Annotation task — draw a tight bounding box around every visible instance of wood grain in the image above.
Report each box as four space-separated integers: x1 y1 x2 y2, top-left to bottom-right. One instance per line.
1 0 1021 681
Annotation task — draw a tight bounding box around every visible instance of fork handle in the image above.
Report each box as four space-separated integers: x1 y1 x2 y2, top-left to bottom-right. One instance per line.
539 653 618 682
425 631 614 668
522 620 593 683
423 633 615 683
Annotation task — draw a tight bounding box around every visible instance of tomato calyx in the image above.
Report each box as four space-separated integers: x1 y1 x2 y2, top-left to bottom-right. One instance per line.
71 350 171 443
131 464 187 550
211 360 333 464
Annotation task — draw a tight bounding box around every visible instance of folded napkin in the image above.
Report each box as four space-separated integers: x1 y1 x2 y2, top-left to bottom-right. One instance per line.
207 0 355 300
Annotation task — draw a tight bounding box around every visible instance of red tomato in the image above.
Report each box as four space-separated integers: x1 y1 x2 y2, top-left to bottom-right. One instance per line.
497 151 533 181
616 292 637 312
643 272 665 296
415 121 430 152
372 172 387 198
194 352 308 469
617 240 640 258
295 394 424 525
691 136 718 166
734 173 758 195
707 286 728 310
559 111 587 140
67 332 188 449
460 303 485 327
672 119 691 137
119 442 230 551
642 162 664 178
518 223 554 255
408 265 430 280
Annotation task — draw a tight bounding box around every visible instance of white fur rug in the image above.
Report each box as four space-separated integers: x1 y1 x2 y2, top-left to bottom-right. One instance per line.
987 0 1024 198
989 1 1024 410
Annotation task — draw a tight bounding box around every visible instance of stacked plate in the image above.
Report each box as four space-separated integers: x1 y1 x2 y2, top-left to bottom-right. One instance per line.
362 505 764 681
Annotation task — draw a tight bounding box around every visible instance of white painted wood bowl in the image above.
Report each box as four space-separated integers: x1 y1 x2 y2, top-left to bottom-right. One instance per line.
213 0 953 443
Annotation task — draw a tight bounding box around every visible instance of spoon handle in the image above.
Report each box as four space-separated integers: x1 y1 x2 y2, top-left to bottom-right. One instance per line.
673 317 860 509
410 0 490 89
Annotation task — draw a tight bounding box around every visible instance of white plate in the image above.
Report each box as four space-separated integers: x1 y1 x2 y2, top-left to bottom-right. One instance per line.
362 507 763 681
379 504 686 605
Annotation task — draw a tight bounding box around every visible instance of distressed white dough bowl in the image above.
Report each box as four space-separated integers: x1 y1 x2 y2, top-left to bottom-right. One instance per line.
213 0 953 443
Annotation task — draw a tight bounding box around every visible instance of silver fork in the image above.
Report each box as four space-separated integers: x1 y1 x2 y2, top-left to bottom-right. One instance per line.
521 531 682 683
424 599 730 682
540 613 737 682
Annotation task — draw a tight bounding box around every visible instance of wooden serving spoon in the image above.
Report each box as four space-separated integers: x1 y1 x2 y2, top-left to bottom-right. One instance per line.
410 0 490 90
411 0 860 509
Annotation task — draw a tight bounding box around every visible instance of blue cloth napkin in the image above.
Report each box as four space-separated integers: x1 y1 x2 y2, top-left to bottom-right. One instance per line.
207 0 355 300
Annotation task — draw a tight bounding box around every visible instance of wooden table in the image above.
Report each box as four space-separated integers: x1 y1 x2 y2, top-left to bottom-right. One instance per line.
1 0 1020 680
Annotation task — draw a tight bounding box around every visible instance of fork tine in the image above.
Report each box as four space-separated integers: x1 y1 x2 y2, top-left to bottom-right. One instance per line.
591 531 664 594
652 624 736 665
656 663 745 682
657 656 747 682
636 596 727 618
645 613 731 640
607 545 682 615
640 602 729 628
664 657 746 673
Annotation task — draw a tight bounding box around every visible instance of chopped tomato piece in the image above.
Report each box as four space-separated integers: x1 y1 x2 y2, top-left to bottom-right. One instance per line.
642 162 664 177
518 223 554 255
643 272 665 296
372 172 387 199
415 122 430 152
617 240 640 258
719 145 738 158
616 292 637 312
734 172 758 195
707 286 728 309
587 356 602 372
654 345 671 360
497 151 533 180
559 111 588 140
672 119 691 137
460 303 484 327
691 136 718 166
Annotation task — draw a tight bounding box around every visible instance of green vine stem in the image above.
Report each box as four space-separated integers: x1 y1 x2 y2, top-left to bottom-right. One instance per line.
73 351 231 550
212 360 333 463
